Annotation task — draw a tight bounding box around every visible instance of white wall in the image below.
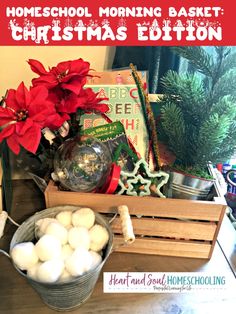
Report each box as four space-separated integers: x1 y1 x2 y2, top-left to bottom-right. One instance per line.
0 46 116 96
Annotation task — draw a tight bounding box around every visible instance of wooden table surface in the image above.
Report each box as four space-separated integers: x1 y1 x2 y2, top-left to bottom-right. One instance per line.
0 180 236 314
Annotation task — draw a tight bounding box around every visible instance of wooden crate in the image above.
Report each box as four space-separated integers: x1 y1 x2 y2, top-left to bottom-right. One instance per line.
44 180 226 259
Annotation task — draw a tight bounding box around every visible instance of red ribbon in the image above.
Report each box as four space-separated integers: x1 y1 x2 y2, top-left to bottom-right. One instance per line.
97 163 121 194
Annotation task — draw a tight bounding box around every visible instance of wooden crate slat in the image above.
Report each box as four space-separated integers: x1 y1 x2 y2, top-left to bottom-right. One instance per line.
111 217 217 241
45 181 224 221
44 181 226 259
114 237 211 258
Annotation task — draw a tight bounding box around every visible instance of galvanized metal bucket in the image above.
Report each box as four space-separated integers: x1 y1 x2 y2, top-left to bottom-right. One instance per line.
165 170 214 200
1 206 115 311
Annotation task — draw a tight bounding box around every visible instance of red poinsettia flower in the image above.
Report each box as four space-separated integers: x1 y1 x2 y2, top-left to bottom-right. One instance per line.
28 58 91 95
47 87 78 115
0 82 62 154
48 87 109 115
72 88 109 114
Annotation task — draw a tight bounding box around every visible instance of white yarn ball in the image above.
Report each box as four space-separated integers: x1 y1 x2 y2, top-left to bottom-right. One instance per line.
65 248 92 277
68 227 90 250
72 208 95 229
56 211 72 227
89 251 102 271
61 244 74 261
27 262 42 281
35 234 61 261
45 222 68 245
37 259 64 283
73 248 93 273
35 218 57 238
89 224 109 252
65 224 73 230
11 242 39 271
58 269 74 283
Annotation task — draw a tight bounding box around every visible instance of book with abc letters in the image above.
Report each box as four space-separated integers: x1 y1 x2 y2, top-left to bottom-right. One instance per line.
81 83 149 162
82 121 135 171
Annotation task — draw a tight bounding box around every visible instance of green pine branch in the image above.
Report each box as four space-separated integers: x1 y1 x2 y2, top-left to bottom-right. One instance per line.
160 100 185 162
161 71 207 123
194 114 231 166
158 47 236 172
172 46 213 77
219 51 236 77
211 96 236 118
212 69 236 102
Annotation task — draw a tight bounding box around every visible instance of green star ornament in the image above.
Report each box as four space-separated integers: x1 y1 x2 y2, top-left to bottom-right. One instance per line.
117 158 169 198
126 174 151 196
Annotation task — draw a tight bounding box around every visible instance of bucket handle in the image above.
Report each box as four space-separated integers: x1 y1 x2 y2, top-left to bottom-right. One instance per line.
0 212 20 259
109 205 135 251
0 249 11 259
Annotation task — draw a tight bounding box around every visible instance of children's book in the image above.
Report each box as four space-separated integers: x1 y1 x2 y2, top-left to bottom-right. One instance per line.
82 69 150 161
82 121 134 170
